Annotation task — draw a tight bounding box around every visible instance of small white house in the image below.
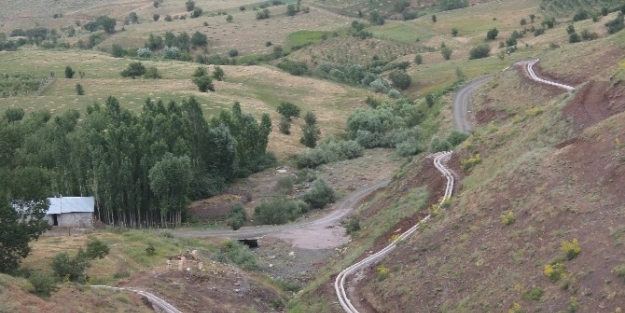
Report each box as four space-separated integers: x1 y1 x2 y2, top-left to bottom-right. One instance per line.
45 197 95 228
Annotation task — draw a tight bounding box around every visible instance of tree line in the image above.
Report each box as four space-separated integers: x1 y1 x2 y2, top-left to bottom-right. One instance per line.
0 97 273 228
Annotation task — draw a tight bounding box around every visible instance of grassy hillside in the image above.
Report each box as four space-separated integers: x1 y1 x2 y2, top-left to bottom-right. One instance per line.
292 23 625 313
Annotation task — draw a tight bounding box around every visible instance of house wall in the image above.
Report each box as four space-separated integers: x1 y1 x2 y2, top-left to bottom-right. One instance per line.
45 213 93 227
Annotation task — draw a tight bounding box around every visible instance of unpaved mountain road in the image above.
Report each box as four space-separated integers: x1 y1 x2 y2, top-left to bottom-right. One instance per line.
171 179 390 245
453 75 493 133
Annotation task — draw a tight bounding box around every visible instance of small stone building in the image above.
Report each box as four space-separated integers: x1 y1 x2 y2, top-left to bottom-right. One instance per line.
45 197 95 228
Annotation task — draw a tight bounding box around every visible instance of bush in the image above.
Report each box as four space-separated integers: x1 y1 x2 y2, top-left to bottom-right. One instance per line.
153 14 160 21
186 0 195 11
580 29 598 41
75 83 84 95
256 8 270 19
228 48 239 57
521 287 543 301
561 238 581 260
213 241 258 270
191 7 203 18
254 197 309 225
277 60 308 76
441 46 452 60
469 43 491 59
544 262 566 282
164 15 173 22
227 203 247 230
65 66 75 78
111 44 125 58
486 28 499 40
51 252 86 282
85 238 110 259
212 66 224 81
145 244 156 255
120 62 146 79
605 13 624 34
369 78 389 94
28 272 56 297
192 75 214 92
296 139 363 168
429 135 452 153
389 71 412 90
278 116 291 135
460 154 481 170
446 130 469 146
500 211 515 225
396 139 425 157
277 101 301 119
614 264 625 282
414 54 423 65
388 89 401 99
344 218 361 235
137 47 153 58
301 178 336 209
193 66 208 77
451 28 458 36
569 32 581 43
144 66 161 79
162 45 181 59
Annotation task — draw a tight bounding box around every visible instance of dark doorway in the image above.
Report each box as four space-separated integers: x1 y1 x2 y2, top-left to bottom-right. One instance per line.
52 214 58 226
238 239 258 249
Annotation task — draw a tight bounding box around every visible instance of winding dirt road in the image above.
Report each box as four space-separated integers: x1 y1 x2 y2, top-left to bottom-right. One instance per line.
452 76 493 133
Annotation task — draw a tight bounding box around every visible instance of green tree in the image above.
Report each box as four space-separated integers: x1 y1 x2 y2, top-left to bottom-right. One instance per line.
414 54 423 65
75 83 85 95
300 111 320 148
192 75 214 92
520 18 527 25
226 14 233 22
65 66 75 78
191 31 207 48
486 27 499 40
111 43 124 58
441 45 453 60
389 71 412 90
451 27 458 36
530 14 535 23
153 14 160 21
186 0 195 11
0 167 51 274
149 153 192 226
4 108 25 123
128 12 139 24
227 203 247 230
426 94 435 107
432 14 437 23
191 8 203 18
228 48 239 57
569 32 581 43
287 4 297 16
277 102 301 120
144 66 161 79
120 62 146 79
212 66 224 81
469 43 491 59
566 24 576 35
85 238 110 259
278 116 291 135
193 66 207 77
96 16 116 34
301 178 335 208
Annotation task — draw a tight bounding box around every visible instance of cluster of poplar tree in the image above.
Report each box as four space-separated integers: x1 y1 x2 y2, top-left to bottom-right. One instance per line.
0 96 273 227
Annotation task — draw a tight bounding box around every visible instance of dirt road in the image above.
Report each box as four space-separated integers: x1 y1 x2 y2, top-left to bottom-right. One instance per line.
172 179 390 248
452 76 493 133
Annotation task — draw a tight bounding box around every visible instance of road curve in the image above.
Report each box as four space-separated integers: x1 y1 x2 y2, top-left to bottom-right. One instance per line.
526 59 575 91
335 151 455 313
452 76 493 133
171 179 390 239
91 285 183 313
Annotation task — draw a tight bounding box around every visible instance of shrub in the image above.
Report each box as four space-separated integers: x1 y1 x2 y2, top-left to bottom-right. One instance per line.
145 244 156 255
486 28 499 40
186 0 195 11
460 154 481 170
64 66 75 78
111 44 124 58
277 60 308 76
561 238 581 260
164 15 173 22
500 211 515 225
75 83 84 95
544 262 566 282
51 252 86 282
344 218 361 235
27 272 56 297
256 8 270 19
614 264 625 282
441 46 452 60
580 29 598 41
153 14 160 21
606 13 624 34
389 71 412 90
277 176 294 194
228 48 238 57
430 135 452 153
376 265 389 281
193 66 207 77
396 139 425 157
469 43 491 59
254 197 308 225
120 62 146 79
369 78 389 94
301 178 336 209
296 139 363 168
534 28 545 36
446 130 469 146
278 116 291 135
388 89 401 99
137 47 153 58
213 241 258 270
212 66 224 81
569 32 581 43
85 238 110 259
414 54 423 64
573 9 588 22
451 28 458 36
277 101 301 119
162 45 181 59
521 287 543 301
227 203 247 230
191 7 203 18
192 75 214 92
144 66 161 79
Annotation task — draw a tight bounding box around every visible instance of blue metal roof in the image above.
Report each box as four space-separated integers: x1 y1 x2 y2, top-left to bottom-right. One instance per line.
47 197 95 214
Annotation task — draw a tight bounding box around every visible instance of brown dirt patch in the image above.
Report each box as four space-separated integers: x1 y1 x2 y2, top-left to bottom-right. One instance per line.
563 80 625 133
474 107 509 125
